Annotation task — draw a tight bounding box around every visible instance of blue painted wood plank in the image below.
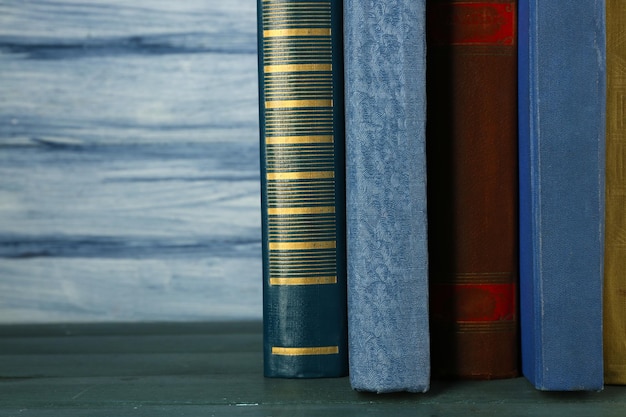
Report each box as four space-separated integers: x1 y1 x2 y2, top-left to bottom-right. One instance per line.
0 1 262 323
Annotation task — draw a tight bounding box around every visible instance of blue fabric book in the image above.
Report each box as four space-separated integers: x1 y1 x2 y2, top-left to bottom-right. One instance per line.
518 0 606 391
344 0 430 392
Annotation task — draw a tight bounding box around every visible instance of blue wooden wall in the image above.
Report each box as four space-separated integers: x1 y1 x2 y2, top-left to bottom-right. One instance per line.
0 1 262 323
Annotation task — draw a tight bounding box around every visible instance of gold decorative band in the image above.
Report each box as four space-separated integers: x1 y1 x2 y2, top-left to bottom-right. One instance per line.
270 276 337 285
269 241 336 251
265 99 333 109
268 206 335 215
264 64 332 73
266 135 334 144
438 321 517 333
267 171 334 181
447 272 515 284
272 346 339 356
263 28 331 38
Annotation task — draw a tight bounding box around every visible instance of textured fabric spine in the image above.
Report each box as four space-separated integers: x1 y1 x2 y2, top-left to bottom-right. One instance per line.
518 0 606 391
258 0 348 378
604 0 626 386
344 0 430 393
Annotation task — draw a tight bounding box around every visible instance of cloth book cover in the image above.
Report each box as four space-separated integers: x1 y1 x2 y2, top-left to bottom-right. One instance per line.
604 0 626 386
344 0 430 393
426 0 519 379
518 0 606 391
257 0 348 378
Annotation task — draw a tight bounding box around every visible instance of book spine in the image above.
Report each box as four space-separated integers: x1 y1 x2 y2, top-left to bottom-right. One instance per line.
519 0 605 390
257 0 347 378
344 0 430 393
603 0 626 386
426 0 519 379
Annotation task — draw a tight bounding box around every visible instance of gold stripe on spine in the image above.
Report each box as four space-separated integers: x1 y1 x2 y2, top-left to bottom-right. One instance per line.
266 135 333 144
268 206 335 215
270 276 337 286
269 241 336 251
449 272 515 284
262 1 336 288
264 28 331 38
267 171 334 181
265 99 333 109
269 232 335 239
433 321 517 334
265 114 334 136
264 64 332 73
272 346 339 356
264 77 333 101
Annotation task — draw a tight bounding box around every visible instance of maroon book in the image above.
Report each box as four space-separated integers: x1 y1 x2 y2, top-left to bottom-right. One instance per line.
426 0 519 379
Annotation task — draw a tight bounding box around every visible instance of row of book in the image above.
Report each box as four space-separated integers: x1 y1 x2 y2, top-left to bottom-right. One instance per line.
256 0 625 392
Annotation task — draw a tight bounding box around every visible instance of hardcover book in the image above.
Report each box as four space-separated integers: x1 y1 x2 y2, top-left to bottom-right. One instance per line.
257 0 348 378
344 0 430 392
604 0 626 386
426 0 519 379
518 0 606 390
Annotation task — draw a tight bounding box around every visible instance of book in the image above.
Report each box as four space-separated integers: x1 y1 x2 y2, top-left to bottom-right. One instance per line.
344 0 430 393
604 0 626 386
518 0 606 390
257 0 348 378
426 0 519 379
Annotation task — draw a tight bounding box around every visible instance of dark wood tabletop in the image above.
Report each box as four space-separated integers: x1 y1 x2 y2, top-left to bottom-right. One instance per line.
1 321 624 416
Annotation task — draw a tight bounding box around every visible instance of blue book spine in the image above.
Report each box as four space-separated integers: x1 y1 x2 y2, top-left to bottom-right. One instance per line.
344 0 430 392
258 0 348 378
518 0 606 391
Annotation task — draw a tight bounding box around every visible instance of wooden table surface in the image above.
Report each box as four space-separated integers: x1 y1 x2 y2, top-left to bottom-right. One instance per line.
1 321 625 416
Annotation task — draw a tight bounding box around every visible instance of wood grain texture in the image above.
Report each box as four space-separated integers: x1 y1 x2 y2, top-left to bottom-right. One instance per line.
0 1 262 323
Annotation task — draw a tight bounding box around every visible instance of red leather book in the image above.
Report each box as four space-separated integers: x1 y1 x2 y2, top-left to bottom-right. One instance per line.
426 0 519 379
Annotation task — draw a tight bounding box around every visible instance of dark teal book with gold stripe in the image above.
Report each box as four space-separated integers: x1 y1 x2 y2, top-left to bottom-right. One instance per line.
257 0 347 378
